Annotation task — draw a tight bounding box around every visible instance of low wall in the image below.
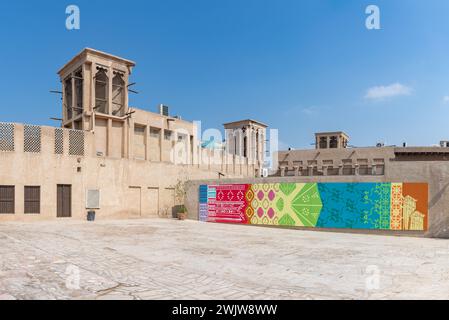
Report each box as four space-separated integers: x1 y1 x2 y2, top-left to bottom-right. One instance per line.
185 161 449 238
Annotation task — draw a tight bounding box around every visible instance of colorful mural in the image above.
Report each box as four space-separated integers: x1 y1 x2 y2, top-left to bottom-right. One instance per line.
199 183 428 231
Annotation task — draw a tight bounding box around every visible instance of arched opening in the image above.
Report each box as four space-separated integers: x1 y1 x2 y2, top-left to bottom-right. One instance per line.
112 72 125 116
64 76 73 120
95 68 109 114
74 69 83 116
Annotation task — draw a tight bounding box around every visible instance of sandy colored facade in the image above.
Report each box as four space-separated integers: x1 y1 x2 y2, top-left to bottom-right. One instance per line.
274 131 449 178
0 48 265 221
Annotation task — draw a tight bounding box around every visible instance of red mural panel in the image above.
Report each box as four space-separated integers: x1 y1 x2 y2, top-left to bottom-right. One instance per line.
206 184 250 224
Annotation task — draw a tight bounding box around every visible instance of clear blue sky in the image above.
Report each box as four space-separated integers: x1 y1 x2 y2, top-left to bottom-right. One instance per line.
1 0 449 149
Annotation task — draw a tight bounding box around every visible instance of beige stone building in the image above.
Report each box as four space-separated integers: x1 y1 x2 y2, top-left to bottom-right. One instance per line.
274 131 449 177
0 48 266 221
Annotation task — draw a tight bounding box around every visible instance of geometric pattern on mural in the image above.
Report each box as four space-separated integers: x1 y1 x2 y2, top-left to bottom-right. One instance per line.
199 182 428 231
316 183 391 230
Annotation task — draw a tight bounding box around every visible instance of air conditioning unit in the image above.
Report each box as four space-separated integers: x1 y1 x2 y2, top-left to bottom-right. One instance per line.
440 141 449 148
261 168 269 178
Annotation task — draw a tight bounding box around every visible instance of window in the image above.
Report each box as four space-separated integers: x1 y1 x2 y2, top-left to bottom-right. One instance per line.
150 128 161 138
234 136 237 155
0 186 14 214
342 166 355 175
359 165 370 175
256 131 259 159
373 165 385 175
177 133 186 142
0 123 15 152
23 125 41 153
243 136 247 157
319 137 327 149
329 136 338 148
74 69 83 116
24 186 40 214
327 167 339 175
69 130 85 156
64 76 73 120
95 67 109 114
112 72 125 116
134 126 145 134
164 130 172 140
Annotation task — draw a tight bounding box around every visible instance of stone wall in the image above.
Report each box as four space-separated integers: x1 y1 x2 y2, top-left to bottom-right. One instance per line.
185 160 449 238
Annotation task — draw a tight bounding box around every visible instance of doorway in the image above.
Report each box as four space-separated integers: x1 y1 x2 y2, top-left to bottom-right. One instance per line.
57 184 72 218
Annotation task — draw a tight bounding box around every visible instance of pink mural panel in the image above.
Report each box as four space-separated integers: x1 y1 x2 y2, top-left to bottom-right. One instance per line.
206 184 250 224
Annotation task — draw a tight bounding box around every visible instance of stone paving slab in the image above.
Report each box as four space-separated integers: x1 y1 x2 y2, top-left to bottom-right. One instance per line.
0 218 449 300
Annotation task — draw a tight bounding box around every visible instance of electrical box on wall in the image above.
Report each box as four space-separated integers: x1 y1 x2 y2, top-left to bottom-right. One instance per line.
86 189 100 209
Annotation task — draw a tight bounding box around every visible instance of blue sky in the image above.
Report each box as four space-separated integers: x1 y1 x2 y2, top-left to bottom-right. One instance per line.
1 0 449 149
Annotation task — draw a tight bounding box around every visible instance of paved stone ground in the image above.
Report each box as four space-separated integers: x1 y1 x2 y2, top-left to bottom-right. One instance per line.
0 218 449 300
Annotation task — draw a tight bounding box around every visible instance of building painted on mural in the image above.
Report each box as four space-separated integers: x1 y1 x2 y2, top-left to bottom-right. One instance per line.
0 48 266 221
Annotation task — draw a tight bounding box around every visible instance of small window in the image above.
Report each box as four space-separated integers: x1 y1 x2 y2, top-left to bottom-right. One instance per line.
164 130 172 140
95 68 109 114
150 128 161 138
359 165 370 175
112 72 125 116
319 137 327 149
0 186 15 214
23 125 41 153
54 128 64 154
134 126 145 134
342 166 355 175
329 136 338 148
69 130 85 156
24 186 40 214
64 76 73 120
373 165 385 175
0 123 15 152
74 69 83 116
177 134 186 142
327 167 339 176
